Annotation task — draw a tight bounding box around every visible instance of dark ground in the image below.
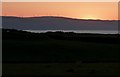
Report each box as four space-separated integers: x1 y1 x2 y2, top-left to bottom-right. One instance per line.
2 29 120 77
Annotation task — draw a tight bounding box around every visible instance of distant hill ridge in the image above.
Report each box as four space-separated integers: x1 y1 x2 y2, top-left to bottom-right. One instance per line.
1 16 118 30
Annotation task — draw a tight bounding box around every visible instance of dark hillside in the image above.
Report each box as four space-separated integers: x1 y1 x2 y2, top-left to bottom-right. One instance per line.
2 29 120 63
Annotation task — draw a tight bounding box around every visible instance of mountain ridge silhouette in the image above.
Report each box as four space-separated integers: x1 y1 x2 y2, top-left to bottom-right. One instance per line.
2 16 118 30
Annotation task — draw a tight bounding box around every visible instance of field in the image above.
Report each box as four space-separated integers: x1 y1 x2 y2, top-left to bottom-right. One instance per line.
2 29 120 77
3 63 120 77
3 39 119 62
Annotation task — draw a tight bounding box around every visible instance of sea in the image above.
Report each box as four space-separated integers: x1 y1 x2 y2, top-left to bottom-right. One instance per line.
24 30 118 34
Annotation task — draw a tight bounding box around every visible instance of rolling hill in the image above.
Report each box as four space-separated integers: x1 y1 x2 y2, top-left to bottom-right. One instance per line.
2 16 118 30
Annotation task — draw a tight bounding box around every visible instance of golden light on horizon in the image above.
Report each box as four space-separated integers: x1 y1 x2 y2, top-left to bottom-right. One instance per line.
81 17 100 20
80 15 101 20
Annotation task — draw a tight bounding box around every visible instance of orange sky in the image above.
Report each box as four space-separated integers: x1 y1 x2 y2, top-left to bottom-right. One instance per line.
2 2 118 20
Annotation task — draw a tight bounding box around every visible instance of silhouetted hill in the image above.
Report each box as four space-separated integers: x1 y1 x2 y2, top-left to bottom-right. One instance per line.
2 16 118 30
2 28 119 44
3 29 120 63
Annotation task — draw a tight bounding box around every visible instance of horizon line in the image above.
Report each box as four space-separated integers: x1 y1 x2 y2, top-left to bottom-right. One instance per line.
1 15 119 21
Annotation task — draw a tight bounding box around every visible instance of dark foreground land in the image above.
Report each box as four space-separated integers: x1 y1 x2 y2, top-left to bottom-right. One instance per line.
2 29 120 77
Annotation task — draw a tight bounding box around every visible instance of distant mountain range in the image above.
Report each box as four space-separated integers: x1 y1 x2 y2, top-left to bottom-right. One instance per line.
1 16 118 30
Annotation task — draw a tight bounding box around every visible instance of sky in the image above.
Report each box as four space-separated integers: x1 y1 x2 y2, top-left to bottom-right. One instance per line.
2 2 118 20
1 0 119 2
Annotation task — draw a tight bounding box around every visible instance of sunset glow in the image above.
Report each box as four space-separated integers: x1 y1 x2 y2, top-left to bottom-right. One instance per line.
80 15 101 20
2 2 118 20
81 17 100 20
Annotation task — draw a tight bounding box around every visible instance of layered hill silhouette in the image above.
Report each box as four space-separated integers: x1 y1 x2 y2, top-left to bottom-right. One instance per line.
3 29 120 63
2 16 118 30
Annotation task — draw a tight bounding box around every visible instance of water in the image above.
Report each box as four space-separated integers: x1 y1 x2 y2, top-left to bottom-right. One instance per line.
24 30 118 34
